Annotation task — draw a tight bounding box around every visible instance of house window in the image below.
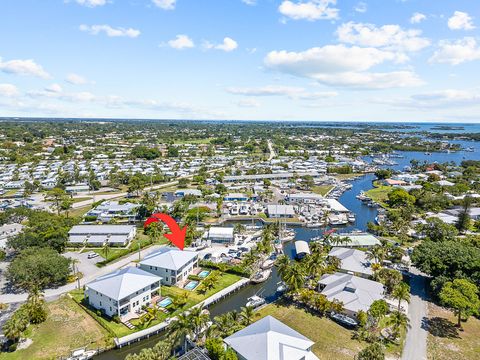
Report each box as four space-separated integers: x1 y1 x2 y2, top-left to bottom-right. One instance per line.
100 301 102 306
155 267 158 271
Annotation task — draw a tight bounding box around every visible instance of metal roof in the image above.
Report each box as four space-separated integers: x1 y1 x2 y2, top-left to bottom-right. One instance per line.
140 247 198 271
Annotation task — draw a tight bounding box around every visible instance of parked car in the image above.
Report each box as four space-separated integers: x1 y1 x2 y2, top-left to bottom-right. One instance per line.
87 253 99 259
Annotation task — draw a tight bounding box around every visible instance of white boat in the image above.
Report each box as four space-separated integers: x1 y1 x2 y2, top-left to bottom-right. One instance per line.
347 213 356 222
250 269 272 284
261 258 275 269
67 348 97 360
276 281 288 293
330 312 358 327
246 295 266 308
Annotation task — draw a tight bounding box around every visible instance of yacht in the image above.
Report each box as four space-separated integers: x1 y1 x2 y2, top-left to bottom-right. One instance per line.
250 268 272 284
246 295 266 308
261 258 275 269
347 213 356 222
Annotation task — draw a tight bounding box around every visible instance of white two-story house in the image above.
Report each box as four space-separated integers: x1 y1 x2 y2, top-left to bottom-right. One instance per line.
85 267 161 318
139 247 199 286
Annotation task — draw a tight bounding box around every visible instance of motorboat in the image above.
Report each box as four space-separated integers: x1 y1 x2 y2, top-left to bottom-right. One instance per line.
347 213 356 222
261 258 275 269
276 281 288 293
67 348 97 360
330 312 358 327
246 295 266 308
250 269 272 284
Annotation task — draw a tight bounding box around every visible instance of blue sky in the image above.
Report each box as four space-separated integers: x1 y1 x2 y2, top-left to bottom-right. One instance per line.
0 0 479 122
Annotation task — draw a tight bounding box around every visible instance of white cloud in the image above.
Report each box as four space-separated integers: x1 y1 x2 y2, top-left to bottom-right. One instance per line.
354 2 367 13
278 0 339 21
65 73 89 85
448 11 475 31
429 37 480 65
79 24 140 38
0 84 19 97
167 34 194 49
204 37 238 52
381 89 480 109
242 0 257 5
237 99 260 108
152 0 176 10
410 12 426 24
336 22 430 52
264 45 423 88
75 0 107 7
226 85 338 99
45 83 63 93
0 57 50 78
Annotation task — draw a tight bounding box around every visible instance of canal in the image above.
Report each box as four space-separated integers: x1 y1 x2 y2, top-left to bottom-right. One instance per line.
96 146 480 359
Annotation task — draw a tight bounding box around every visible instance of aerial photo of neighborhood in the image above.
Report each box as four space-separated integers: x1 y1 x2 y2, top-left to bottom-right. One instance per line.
0 1 480 360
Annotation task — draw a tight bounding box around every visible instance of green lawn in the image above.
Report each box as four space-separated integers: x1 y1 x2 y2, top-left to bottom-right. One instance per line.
71 197 92 204
70 272 242 338
0 296 112 360
254 304 364 360
365 185 392 207
174 138 213 144
254 303 404 360
312 185 334 196
427 303 480 360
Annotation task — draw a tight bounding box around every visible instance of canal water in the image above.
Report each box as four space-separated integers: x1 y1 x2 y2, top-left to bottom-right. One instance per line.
96 145 480 359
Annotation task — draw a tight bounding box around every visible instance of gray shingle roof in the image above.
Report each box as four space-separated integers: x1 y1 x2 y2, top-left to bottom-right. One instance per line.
140 247 198 270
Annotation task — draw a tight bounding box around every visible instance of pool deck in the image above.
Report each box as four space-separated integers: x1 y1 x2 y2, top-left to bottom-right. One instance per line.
114 277 250 347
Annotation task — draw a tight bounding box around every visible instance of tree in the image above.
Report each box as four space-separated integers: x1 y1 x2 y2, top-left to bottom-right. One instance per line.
386 311 409 339
456 196 472 233
26 286 47 324
375 169 392 180
102 241 110 261
421 217 458 242
240 306 254 326
7 247 72 290
356 342 385 360
282 262 305 292
439 279 480 328
205 337 225 360
368 300 389 326
44 187 70 215
375 268 402 294
392 283 410 312
125 338 173 360
387 188 416 208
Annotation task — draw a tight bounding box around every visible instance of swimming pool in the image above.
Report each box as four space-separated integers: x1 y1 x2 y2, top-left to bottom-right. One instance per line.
198 270 210 278
184 280 199 290
158 297 172 308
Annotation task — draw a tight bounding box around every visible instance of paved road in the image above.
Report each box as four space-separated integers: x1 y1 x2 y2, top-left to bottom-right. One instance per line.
401 268 428 360
0 244 165 304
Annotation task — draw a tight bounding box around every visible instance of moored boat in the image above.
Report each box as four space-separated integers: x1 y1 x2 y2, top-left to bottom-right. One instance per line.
250 269 272 283
246 295 266 308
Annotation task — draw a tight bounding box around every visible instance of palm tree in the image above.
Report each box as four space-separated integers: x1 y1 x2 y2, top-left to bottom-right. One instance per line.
386 310 409 339
102 241 110 260
3 317 25 342
168 312 193 349
71 258 81 289
306 251 326 279
240 306 254 326
26 285 47 324
366 245 386 265
283 262 305 292
189 304 210 341
275 255 290 279
392 283 410 312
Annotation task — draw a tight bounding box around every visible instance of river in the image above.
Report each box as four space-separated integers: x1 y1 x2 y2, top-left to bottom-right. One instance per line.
96 145 480 359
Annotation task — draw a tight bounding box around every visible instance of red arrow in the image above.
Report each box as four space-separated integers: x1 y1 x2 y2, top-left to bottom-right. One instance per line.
144 213 187 250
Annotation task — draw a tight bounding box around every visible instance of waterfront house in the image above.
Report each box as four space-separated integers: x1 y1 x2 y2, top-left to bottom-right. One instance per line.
328 247 373 278
139 247 199 286
68 224 136 247
318 272 384 318
86 201 139 222
207 227 235 245
224 315 319 360
266 204 295 218
224 193 249 202
175 189 202 197
333 233 381 248
85 267 161 318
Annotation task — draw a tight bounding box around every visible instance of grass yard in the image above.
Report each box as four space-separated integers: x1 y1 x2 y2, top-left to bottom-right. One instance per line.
0 296 112 360
334 174 363 181
253 303 364 360
174 138 213 144
365 185 392 207
312 185 335 196
71 197 92 204
69 205 92 218
427 303 480 360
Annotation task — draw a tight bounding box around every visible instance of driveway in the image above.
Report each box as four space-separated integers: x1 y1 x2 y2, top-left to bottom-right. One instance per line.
0 244 165 304
401 267 428 360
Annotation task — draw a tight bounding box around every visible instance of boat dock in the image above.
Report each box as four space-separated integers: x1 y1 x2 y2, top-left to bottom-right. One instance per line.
114 278 250 348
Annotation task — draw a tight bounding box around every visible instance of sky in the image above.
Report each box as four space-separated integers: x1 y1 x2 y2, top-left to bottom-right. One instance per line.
0 0 479 122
